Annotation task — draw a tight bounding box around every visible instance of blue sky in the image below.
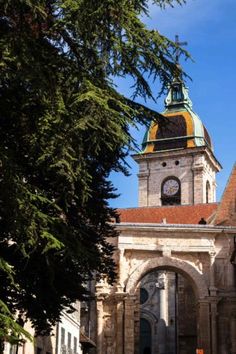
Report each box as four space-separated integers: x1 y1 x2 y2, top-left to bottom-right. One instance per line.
109 0 236 208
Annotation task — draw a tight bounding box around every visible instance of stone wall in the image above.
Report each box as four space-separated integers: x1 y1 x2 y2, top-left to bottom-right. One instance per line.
134 147 219 207
95 224 236 354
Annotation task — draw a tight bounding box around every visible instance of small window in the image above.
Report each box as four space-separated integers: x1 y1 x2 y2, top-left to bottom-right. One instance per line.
10 345 17 354
36 348 42 354
61 327 65 345
68 332 71 348
74 336 77 353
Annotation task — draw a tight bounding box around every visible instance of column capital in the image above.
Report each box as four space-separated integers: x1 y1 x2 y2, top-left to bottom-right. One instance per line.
208 286 218 297
197 298 210 305
209 250 216 258
125 294 137 302
208 294 221 304
96 293 109 302
124 294 137 308
114 292 127 302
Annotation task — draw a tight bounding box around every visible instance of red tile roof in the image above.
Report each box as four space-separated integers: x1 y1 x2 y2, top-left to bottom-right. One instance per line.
213 163 236 226
118 203 218 225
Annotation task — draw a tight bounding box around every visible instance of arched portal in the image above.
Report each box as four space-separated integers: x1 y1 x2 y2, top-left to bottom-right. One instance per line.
124 257 210 354
139 269 197 354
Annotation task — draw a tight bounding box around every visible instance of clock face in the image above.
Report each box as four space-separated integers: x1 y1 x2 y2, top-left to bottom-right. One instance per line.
163 179 179 196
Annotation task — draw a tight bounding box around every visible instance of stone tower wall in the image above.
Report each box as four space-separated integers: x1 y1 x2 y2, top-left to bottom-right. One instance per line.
135 148 219 207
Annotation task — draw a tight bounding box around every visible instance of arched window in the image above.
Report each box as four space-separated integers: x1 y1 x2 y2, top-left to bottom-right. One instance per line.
206 181 210 203
140 288 149 305
161 176 181 206
172 85 183 102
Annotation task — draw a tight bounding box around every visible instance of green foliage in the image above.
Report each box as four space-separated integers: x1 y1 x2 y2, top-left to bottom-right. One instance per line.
0 300 32 344
0 0 188 340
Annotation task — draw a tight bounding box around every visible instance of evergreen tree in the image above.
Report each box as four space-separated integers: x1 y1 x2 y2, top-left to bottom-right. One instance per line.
0 0 188 341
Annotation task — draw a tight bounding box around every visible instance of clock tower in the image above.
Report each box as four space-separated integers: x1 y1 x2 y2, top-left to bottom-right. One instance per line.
133 73 221 207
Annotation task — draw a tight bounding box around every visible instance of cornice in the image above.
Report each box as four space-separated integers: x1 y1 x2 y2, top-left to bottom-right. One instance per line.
115 222 236 235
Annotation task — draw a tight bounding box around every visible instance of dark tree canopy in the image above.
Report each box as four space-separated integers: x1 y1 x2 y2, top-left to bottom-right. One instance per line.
0 0 188 340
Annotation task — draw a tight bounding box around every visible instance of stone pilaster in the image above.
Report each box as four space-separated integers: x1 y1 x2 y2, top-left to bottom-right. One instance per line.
227 261 236 289
208 252 219 354
198 300 211 354
96 297 104 354
218 316 229 354
193 165 204 204
138 172 149 207
230 314 236 354
124 295 136 354
209 298 218 354
209 251 216 289
115 294 125 354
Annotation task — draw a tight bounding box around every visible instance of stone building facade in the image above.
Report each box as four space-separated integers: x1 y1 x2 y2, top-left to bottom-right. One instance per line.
4 305 84 354
95 73 236 354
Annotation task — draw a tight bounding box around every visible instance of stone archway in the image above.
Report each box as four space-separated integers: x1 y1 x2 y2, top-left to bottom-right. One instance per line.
123 256 211 354
125 256 209 299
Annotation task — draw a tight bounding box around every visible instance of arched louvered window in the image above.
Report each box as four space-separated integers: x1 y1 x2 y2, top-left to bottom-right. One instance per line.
206 181 211 203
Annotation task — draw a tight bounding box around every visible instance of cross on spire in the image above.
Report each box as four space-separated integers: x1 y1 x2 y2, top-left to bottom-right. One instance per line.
175 35 187 63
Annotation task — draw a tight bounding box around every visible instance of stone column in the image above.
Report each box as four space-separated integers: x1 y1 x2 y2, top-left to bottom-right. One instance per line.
116 294 125 354
156 272 167 354
97 297 104 354
210 299 218 354
209 251 216 291
104 314 115 354
218 317 229 354
124 295 135 354
228 262 235 289
209 251 217 353
198 300 211 354
208 252 218 354
230 315 236 354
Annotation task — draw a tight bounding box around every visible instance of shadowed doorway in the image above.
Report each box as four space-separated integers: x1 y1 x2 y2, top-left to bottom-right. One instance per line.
140 318 152 354
139 269 197 354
